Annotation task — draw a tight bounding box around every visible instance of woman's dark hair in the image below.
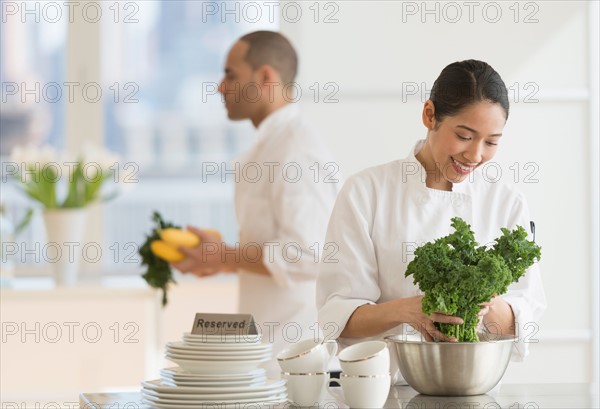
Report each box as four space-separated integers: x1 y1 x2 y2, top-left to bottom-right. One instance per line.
430 60 509 123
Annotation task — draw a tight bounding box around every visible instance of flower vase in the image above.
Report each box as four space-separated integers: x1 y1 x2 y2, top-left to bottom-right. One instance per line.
42 208 88 285
0 208 16 287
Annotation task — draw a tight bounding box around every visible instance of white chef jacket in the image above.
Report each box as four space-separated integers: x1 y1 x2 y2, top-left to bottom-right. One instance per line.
234 103 340 376
316 140 546 382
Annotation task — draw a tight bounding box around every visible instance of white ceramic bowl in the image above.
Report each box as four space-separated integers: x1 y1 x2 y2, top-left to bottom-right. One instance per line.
338 340 390 375
339 373 391 408
282 372 331 406
277 338 337 373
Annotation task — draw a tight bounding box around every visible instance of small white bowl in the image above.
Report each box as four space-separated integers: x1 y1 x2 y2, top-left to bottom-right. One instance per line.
277 338 337 373
338 340 390 376
282 372 332 406
339 373 391 408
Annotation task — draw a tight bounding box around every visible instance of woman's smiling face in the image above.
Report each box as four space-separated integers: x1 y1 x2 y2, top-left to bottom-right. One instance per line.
418 100 507 190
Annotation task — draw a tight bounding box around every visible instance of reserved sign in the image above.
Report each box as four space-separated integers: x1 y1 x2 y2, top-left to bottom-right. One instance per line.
191 313 258 335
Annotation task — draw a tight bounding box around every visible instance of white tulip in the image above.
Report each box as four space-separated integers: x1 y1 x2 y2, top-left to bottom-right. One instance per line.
10 144 57 168
80 143 121 171
9 144 59 184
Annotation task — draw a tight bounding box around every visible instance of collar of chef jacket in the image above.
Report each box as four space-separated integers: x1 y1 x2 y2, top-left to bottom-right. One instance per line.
230 103 300 168
406 139 473 197
255 103 300 143
232 103 301 167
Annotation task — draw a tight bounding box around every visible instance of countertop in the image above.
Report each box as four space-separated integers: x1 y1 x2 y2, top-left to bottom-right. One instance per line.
79 383 599 408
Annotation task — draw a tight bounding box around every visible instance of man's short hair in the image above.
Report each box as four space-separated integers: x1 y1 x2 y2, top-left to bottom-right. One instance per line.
239 31 298 85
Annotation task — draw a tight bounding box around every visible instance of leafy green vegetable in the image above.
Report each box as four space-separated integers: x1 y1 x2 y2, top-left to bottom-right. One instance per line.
405 217 541 342
139 211 179 306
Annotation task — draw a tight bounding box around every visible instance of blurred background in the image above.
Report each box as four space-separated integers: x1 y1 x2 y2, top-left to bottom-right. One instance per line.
1 0 598 404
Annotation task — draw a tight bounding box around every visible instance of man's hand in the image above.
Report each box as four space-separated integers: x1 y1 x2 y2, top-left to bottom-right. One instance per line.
171 227 235 277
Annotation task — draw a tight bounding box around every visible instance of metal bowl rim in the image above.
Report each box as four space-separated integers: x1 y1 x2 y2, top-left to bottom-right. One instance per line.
340 373 391 379
384 334 517 345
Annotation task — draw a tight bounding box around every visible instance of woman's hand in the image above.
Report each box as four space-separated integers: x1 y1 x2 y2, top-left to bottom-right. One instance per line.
478 297 494 319
404 296 464 342
478 293 499 318
479 295 516 336
340 296 464 340
476 299 493 332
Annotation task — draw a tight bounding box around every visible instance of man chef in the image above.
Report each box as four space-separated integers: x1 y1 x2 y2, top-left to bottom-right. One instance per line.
174 31 341 376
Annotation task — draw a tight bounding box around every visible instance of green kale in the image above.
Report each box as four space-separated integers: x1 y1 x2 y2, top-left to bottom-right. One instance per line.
139 211 179 306
405 217 541 342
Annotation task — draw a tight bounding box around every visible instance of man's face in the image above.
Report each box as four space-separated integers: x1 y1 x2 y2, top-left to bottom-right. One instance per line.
218 41 260 120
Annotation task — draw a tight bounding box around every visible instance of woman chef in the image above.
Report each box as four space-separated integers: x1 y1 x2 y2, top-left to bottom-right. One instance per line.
316 60 546 382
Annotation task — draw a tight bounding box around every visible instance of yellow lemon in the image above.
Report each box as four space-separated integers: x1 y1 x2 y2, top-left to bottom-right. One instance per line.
150 240 185 262
203 228 223 241
159 228 200 248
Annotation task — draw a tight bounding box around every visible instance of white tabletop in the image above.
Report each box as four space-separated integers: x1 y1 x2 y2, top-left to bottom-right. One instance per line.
79 383 598 408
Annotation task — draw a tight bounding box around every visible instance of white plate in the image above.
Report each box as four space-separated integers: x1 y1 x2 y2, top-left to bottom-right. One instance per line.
165 352 272 361
160 373 266 382
182 339 265 346
143 379 285 395
166 357 270 374
142 387 287 402
183 332 262 344
168 341 272 352
160 367 266 380
141 395 286 409
166 346 271 356
160 377 267 387
171 340 271 348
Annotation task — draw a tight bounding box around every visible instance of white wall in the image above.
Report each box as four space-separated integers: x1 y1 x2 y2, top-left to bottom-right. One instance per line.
1 1 597 399
282 0 598 384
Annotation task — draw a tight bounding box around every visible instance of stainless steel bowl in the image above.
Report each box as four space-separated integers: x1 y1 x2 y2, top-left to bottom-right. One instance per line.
386 333 515 396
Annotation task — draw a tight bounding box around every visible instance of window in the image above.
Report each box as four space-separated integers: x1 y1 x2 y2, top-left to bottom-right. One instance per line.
0 0 67 153
1 1 277 274
103 1 277 176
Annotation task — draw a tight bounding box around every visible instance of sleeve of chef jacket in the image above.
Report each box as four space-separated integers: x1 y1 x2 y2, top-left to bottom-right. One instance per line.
316 175 381 340
262 152 339 289
500 193 547 361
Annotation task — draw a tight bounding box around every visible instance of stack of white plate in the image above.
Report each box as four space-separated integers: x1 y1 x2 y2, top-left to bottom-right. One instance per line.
183 332 263 344
141 378 287 408
141 332 286 407
159 367 268 387
165 333 271 374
